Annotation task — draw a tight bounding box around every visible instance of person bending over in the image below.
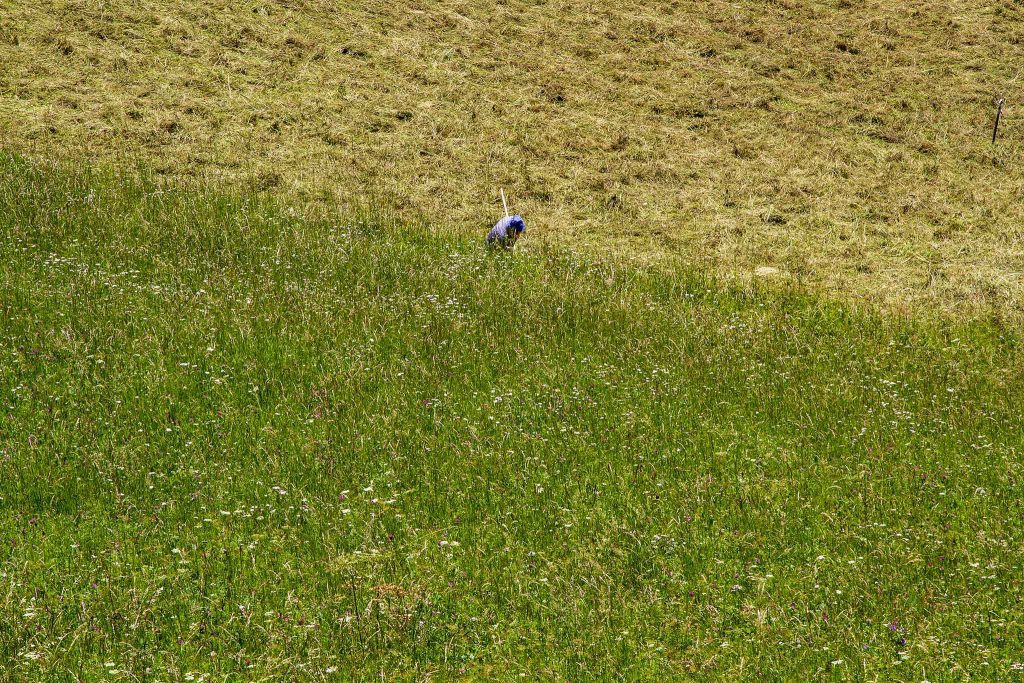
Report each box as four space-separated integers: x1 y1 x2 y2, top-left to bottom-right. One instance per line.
487 214 525 249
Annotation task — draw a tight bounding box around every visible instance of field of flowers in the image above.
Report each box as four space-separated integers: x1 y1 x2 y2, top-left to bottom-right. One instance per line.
2 154 1024 679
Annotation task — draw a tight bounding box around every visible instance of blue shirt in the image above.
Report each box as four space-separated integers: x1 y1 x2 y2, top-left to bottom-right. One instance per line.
487 215 525 246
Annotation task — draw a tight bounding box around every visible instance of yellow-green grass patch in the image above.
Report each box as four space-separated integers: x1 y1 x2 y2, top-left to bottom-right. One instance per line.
3 0 1024 314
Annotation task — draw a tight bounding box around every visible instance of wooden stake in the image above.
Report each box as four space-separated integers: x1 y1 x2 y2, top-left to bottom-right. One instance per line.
500 188 509 218
993 97 1005 144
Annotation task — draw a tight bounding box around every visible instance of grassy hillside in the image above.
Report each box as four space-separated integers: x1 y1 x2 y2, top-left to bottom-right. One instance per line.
2 1 1024 313
3 154 1024 678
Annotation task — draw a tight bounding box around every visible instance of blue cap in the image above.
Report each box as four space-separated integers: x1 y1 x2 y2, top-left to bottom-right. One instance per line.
510 215 525 233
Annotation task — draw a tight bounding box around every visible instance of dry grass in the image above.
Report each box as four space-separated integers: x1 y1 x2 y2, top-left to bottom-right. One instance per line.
3 0 1024 314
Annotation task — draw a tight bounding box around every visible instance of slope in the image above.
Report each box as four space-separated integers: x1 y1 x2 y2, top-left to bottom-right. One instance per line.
2 0 1024 312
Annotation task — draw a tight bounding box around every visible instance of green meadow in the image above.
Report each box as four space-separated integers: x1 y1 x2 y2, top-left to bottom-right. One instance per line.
2 154 1024 679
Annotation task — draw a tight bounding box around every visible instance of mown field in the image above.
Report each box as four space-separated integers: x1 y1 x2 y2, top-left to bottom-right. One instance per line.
3 0 1024 312
2 153 1024 679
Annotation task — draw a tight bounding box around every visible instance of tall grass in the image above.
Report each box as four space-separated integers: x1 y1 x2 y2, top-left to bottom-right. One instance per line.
2 154 1023 679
